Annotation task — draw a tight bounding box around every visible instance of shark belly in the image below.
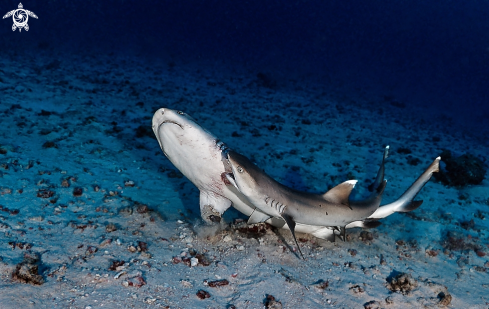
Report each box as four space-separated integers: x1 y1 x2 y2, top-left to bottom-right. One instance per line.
153 108 268 222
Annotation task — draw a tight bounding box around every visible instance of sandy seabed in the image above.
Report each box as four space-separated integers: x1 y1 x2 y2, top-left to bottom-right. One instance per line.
0 51 488 308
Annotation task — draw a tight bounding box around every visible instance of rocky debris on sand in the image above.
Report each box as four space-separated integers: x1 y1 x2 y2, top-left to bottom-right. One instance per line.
12 251 44 285
264 294 282 309
122 272 146 288
205 279 229 287
386 272 418 295
196 289 211 299
363 300 381 309
350 284 365 294
438 291 452 306
441 230 483 253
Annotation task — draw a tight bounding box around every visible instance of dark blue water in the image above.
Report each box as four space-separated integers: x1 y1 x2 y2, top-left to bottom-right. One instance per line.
2 0 488 133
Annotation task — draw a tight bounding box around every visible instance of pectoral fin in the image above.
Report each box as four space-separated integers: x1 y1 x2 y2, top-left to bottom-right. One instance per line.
199 191 231 223
281 214 305 259
247 208 272 224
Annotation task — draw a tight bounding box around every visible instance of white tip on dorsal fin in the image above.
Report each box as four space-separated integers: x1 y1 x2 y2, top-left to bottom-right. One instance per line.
322 180 357 206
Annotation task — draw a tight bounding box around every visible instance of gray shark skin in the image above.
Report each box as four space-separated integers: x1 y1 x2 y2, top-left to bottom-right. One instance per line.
232 147 440 242
317 154 441 239
225 150 386 226
225 150 387 258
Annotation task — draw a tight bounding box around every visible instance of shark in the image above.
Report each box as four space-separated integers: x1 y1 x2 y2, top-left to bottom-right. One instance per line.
228 145 441 246
152 108 440 255
224 150 388 258
152 107 272 224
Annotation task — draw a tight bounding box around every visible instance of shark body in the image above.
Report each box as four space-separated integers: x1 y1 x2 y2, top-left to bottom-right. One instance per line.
245 146 441 242
225 150 388 258
152 108 440 253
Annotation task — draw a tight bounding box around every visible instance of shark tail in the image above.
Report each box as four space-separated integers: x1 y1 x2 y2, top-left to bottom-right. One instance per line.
367 156 440 220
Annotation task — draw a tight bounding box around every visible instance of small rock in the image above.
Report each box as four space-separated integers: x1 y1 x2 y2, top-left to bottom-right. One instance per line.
136 204 149 213
28 216 43 222
37 190 55 198
207 279 229 287
264 294 282 309
108 260 125 271
73 187 83 197
386 272 418 295
438 291 452 306
106 223 117 232
114 271 126 279
350 284 365 294
119 207 133 216
12 252 44 285
61 179 70 187
364 300 381 309
85 246 98 255
348 249 358 256
124 180 135 187
144 297 156 304
311 279 329 290
196 289 210 299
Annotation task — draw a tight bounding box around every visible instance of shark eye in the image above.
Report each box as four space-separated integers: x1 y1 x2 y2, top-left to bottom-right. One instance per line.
177 111 184 115
237 166 244 173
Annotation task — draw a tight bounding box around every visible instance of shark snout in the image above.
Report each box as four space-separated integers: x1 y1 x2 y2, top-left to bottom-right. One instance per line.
152 108 166 135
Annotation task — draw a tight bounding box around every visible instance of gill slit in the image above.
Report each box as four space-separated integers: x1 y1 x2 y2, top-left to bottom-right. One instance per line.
265 196 286 214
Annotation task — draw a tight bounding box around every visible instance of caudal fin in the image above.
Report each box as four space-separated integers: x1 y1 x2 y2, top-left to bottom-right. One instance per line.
390 157 440 212
368 146 389 192
367 156 440 220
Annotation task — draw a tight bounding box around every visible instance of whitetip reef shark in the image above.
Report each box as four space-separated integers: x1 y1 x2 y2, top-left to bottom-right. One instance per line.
225 149 440 258
225 150 387 258
152 108 440 258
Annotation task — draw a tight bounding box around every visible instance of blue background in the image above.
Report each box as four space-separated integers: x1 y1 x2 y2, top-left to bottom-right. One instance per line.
2 0 489 130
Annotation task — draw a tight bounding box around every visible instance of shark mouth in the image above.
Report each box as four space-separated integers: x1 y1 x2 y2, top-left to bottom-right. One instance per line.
160 120 183 129
154 120 184 136
225 172 235 181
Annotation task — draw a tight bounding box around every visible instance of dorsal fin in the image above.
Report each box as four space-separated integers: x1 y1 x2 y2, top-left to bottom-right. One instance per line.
322 180 357 207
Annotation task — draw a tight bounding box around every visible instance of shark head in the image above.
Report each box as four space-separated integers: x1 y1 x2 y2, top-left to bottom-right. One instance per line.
152 108 190 147
152 107 215 153
225 150 261 197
